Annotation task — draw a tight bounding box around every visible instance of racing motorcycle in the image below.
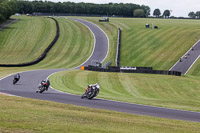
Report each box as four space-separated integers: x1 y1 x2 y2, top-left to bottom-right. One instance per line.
36 81 48 93
13 73 20 85
81 83 100 99
13 78 19 85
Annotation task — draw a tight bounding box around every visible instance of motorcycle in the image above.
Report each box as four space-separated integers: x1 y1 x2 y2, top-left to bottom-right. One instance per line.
81 84 100 99
13 73 20 85
13 78 19 85
36 82 48 93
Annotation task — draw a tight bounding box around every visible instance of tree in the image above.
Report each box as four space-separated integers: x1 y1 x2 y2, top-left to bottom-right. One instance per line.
153 8 161 17
141 5 150 17
134 9 145 17
188 11 196 19
196 11 200 19
163 10 170 18
0 0 17 23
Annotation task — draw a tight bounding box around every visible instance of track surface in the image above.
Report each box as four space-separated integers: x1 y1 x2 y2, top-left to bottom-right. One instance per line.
1 19 200 123
170 40 200 74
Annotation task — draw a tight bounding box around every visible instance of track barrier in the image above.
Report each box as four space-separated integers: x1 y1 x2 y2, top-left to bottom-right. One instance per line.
83 65 181 76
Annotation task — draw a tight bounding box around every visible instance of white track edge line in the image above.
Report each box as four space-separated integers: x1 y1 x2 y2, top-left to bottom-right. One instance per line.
184 55 200 75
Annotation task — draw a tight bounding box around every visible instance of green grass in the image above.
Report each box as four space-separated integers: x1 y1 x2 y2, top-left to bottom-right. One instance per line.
33 17 94 69
0 16 94 69
1 95 200 133
187 57 200 76
117 18 200 70
50 70 200 112
0 16 56 64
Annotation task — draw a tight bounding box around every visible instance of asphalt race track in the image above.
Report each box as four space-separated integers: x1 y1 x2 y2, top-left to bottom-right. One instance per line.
1 19 200 123
170 40 200 74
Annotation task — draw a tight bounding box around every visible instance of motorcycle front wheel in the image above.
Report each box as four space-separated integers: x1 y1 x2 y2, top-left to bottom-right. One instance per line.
86 91 96 99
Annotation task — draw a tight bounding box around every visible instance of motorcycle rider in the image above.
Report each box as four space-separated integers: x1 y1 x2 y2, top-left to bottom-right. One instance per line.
13 73 20 84
40 79 50 91
82 83 100 99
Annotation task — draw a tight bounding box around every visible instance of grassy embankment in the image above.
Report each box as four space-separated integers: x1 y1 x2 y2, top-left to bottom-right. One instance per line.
116 18 200 70
34 17 94 69
1 95 200 133
187 56 200 76
0 16 56 64
0 16 94 69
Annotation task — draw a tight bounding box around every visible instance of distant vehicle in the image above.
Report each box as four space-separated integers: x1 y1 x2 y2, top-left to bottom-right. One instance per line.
26 14 30 16
81 83 100 99
15 13 21 16
99 17 109 22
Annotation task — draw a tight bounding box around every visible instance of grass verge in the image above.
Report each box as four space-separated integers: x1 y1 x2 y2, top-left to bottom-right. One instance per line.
1 95 200 133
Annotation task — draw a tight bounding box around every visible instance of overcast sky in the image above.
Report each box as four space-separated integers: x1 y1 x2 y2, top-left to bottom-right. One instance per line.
48 0 200 17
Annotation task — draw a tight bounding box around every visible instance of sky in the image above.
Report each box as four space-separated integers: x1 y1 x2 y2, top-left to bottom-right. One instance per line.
48 0 200 17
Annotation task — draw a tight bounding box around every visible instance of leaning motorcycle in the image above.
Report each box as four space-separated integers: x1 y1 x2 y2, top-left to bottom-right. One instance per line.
81 84 100 99
13 78 19 85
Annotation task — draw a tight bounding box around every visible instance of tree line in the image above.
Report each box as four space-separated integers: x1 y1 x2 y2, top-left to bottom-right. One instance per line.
188 11 200 19
1 0 176 24
0 0 18 23
0 0 151 23
16 1 150 17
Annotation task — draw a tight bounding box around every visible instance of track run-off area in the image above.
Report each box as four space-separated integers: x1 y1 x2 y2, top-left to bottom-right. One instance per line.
0 18 200 123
